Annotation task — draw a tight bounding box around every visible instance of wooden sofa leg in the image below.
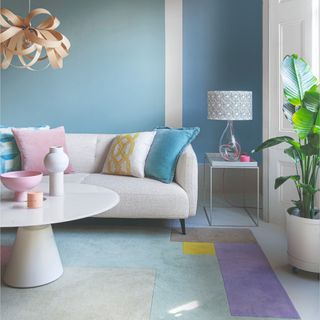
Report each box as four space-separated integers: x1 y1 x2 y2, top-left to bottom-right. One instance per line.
179 219 186 235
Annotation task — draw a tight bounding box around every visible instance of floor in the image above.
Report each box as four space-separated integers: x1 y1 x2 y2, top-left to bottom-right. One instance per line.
184 206 320 320
1 205 319 320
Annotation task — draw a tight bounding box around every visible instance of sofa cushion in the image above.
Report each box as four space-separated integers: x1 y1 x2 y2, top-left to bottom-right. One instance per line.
0 125 49 174
145 127 200 183
12 126 73 174
42 173 90 185
81 174 189 219
102 132 156 178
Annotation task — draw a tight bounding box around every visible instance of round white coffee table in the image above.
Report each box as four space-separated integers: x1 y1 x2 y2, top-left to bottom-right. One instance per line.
1 183 119 288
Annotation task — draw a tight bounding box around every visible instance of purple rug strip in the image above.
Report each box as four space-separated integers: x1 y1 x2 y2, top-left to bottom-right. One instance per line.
215 243 300 318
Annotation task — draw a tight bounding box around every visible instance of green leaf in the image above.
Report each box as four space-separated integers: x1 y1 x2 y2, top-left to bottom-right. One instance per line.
282 103 296 124
302 88 320 113
300 144 318 156
252 136 300 153
292 107 316 139
297 183 319 194
284 146 300 162
281 55 318 106
301 133 320 155
313 111 320 133
275 175 300 189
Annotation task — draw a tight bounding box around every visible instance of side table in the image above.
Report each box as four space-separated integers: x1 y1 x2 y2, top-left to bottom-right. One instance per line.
203 153 259 227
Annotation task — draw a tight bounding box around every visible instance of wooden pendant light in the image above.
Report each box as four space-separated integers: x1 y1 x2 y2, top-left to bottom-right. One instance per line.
0 5 70 70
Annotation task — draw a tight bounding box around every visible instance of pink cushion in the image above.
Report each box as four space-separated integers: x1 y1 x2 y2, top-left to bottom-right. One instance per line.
12 126 74 174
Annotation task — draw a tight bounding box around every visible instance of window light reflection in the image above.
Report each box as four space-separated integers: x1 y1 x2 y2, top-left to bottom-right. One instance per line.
168 300 200 315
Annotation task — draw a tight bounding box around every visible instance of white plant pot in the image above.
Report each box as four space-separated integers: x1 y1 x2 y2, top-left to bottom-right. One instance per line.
286 212 320 273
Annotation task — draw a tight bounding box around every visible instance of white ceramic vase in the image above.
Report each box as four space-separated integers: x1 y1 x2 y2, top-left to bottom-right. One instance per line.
44 146 69 196
286 212 320 273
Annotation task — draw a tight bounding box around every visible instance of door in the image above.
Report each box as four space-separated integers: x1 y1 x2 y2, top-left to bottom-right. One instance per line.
266 0 320 226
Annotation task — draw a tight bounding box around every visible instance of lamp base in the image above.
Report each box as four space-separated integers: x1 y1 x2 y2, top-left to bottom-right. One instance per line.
219 120 241 161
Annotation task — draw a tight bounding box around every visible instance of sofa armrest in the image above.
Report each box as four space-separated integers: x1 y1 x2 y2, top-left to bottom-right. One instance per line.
175 145 198 216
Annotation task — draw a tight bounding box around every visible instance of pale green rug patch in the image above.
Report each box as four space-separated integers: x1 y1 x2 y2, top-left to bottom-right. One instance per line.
1 267 155 320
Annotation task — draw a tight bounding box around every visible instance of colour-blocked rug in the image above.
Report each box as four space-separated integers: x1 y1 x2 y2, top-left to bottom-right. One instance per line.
1 266 155 320
1 225 301 320
171 228 300 319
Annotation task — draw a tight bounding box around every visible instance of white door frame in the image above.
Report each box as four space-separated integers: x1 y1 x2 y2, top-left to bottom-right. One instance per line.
262 0 270 222
262 0 320 223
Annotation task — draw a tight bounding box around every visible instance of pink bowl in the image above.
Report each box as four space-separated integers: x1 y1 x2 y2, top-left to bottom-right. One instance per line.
0 171 43 201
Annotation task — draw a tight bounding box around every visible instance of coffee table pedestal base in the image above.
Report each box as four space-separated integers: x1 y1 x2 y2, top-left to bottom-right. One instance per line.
4 225 63 288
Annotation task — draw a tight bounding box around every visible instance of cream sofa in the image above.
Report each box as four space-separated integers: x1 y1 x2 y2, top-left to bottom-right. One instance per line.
47 133 198 233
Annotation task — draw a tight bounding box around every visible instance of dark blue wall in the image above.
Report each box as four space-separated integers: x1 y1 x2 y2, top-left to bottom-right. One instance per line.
183 0 263 162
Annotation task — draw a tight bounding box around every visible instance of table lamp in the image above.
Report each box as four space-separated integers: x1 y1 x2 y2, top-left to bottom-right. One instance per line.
208 91 252 161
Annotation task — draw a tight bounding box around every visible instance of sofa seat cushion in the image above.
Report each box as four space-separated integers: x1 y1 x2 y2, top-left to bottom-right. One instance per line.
82 174 189 219
42 173 90 185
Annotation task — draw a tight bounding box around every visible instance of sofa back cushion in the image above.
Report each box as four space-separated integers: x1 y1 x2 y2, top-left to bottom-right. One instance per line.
145 127 200 183
102 131 156 178
0 125 49 173
66 133 116 173
12 126 73 174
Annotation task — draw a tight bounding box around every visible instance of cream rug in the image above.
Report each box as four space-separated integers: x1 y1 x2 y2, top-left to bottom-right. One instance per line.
1 267 156 320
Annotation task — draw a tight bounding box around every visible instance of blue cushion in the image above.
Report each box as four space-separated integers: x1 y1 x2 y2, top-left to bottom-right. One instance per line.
145 127 200 183
0 125 49 174
0 133 20 173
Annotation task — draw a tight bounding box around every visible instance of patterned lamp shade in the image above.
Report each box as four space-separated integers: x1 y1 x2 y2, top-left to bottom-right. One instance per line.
208 91 253 120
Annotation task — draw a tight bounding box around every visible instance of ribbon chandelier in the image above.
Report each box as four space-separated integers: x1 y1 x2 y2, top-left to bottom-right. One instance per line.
0 2 70 70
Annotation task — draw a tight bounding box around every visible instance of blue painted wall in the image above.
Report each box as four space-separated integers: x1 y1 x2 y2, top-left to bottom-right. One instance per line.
183 0 263 162
0 0 165 133
1 0 263 162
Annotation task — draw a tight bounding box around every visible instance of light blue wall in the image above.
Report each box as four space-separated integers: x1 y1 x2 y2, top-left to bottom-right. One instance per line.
183 0 263 162
0 0 165 133
1 0 263 162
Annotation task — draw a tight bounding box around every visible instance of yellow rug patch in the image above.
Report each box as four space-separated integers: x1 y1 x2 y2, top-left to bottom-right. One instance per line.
182 242 215 255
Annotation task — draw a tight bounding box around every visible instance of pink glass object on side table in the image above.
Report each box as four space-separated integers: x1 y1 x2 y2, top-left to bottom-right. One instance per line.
0 171 43 201
240 154 251 162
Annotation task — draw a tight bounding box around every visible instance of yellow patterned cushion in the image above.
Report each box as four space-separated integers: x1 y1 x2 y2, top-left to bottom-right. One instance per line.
102 131 156 178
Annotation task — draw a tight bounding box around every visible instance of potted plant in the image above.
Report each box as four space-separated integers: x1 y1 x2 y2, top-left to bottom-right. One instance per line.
253 54 320 273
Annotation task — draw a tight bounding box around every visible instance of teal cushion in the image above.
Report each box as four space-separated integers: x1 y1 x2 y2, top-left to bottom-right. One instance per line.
0 125 49 174
145 127 200 183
